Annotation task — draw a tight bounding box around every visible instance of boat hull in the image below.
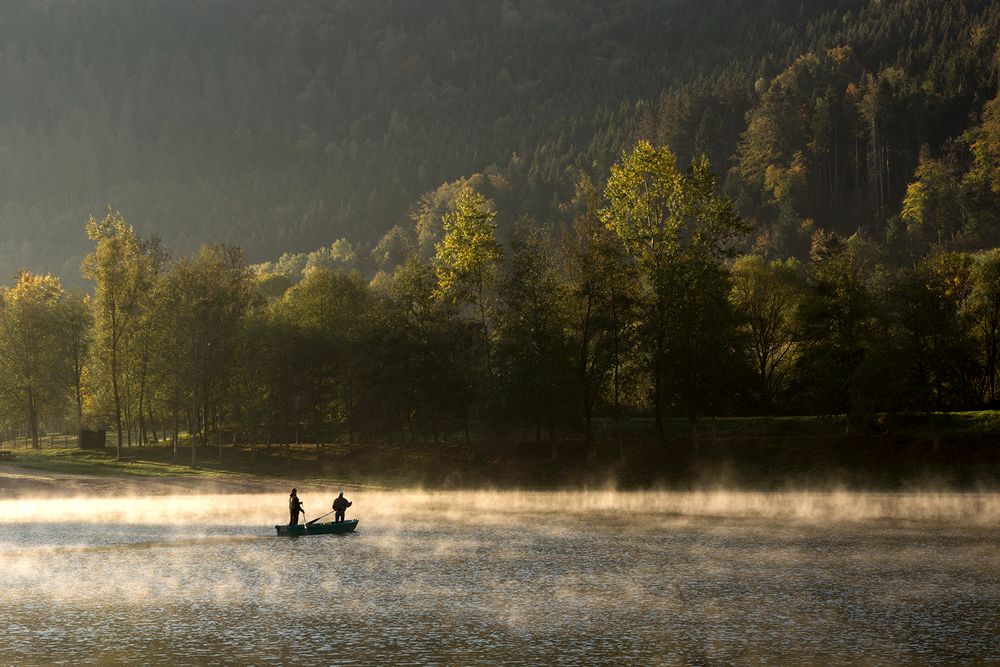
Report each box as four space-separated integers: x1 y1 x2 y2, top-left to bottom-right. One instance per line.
275 519 359 536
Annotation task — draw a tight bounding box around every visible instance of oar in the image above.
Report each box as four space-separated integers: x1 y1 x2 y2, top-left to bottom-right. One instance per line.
308 509 335 525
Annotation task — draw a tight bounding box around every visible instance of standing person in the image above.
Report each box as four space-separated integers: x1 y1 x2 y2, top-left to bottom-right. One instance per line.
332 491 352 523
289 488 304 525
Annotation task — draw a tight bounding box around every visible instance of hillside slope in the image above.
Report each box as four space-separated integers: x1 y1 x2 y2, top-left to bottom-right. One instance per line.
0 0 995 278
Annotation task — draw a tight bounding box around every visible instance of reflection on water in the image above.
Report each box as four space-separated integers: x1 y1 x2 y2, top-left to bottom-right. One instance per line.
0 491 997 665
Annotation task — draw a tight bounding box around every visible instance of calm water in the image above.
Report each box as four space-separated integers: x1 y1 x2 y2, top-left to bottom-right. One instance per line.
0 491 998 665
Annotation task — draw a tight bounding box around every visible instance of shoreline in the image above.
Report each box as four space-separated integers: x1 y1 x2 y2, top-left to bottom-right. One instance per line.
3 422 1000 495
4 460 1000 499
0 464 285 498
0 462 381 500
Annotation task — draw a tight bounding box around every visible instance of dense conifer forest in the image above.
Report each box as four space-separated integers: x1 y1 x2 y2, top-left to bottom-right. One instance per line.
0 0 996 277
0 1 999 460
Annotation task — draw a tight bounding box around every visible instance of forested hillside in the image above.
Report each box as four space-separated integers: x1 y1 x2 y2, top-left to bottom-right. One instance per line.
1 0 997 280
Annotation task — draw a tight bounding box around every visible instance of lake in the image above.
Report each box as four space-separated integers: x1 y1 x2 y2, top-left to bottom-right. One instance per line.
1 490 998 665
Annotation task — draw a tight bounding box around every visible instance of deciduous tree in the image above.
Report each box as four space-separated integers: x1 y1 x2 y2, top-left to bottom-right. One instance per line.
434 186 501 358
82 210 155 456
0 272 69 447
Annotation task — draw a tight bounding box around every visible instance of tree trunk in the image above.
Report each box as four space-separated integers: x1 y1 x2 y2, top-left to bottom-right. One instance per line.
653 317 666 444
653 370 665 443
137 378 146 446
150 410 159 443
200 393 211 457
579 298 594 445
124 395 133 448
987 306 999 404
613 321 624 465
112 345 123 458
172 413 178 464
477 282 491 373
74 372 84 432
190 395 199 466
28 388 39 449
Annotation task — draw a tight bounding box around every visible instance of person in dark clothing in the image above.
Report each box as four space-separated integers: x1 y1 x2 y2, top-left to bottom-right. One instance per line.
289 488 304 525
332 491 352 523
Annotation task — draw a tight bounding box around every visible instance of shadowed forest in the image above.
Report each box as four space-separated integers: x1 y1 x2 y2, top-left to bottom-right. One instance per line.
0 0 996 277
0 1 997 484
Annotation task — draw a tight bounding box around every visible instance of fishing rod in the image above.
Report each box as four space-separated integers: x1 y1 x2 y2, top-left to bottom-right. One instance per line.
307 509 335 525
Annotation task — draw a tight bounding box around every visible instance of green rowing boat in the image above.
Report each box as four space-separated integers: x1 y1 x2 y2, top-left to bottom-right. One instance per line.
275 519 359 536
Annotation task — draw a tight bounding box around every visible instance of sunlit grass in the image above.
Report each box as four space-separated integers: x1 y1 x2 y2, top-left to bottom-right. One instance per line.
1 442 389 490
5 448 246 479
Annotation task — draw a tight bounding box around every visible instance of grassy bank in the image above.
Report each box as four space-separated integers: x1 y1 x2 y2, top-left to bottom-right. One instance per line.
3 448 249 480
1 411 998 490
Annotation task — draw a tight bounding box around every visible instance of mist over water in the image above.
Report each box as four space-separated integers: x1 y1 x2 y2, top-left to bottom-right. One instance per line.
1 490 998 665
